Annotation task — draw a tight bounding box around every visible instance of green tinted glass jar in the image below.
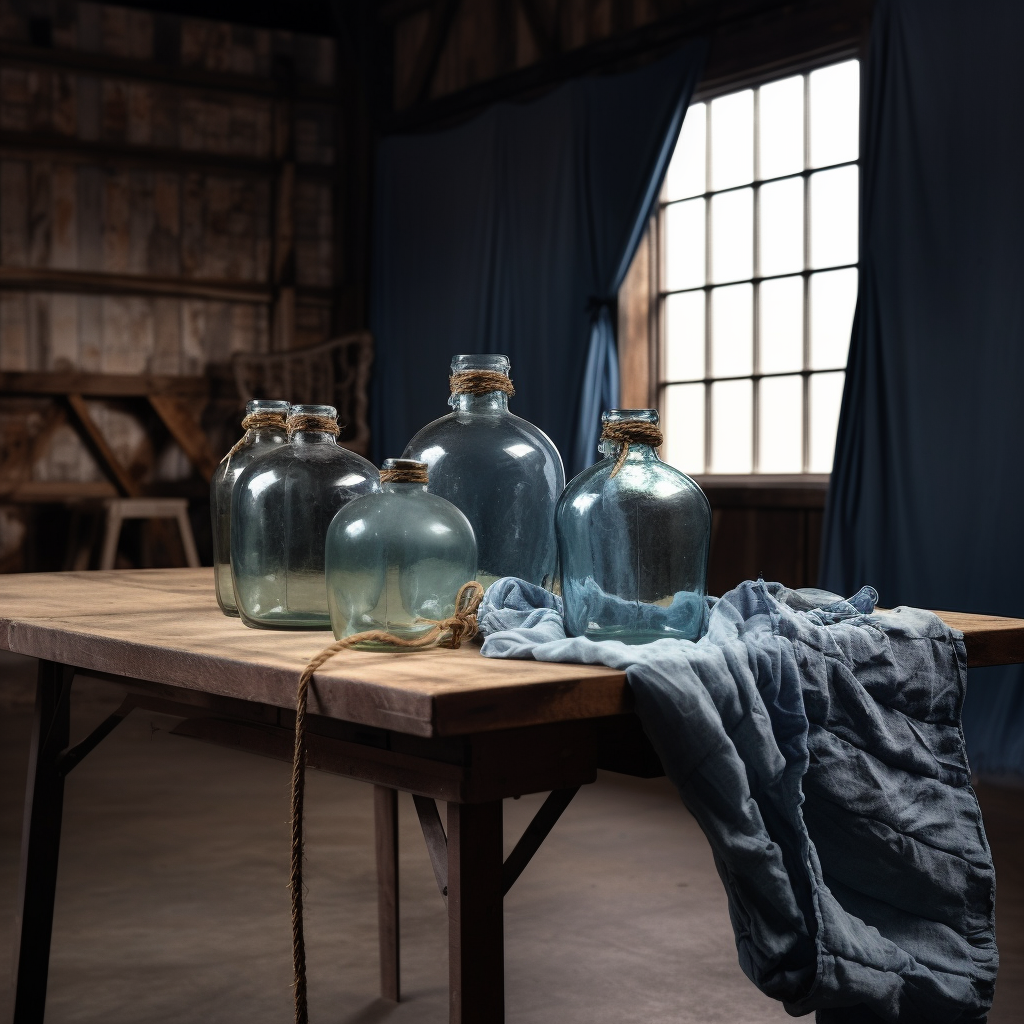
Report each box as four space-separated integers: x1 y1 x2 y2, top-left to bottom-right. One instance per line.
231 404 379 629
210 400 290 615
325 459 476 648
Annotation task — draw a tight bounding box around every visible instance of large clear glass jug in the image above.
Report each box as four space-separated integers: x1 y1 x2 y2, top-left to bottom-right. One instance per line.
325 459 477 648
402 354 564 589
555 409 711 644
210 399 290 615
231 404 379 629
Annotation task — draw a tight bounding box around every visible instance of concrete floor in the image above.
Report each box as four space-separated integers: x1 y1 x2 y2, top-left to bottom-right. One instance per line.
2 651 1021 1023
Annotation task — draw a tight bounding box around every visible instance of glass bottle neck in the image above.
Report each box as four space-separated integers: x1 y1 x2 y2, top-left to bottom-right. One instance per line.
290 430 337 445
601 442 658 461
451 392 509 414
247 426 288 443
383 481 428 494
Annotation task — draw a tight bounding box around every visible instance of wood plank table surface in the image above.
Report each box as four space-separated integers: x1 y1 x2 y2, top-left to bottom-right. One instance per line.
3 568 1024 1024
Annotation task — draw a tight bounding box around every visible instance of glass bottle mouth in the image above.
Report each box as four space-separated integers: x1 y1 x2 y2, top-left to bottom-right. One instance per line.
450 354 511 375
247 399 290 415
290 404 337 420
602 409 660 425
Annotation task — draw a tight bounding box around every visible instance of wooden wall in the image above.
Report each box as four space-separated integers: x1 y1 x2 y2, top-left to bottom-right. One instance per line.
0 0 339 571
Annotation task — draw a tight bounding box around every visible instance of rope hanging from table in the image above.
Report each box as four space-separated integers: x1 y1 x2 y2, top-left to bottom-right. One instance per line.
289 580 485 1024
220 411 288 463
601 421 663 478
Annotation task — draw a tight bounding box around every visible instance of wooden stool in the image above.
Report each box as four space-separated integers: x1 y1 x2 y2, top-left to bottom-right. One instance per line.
100 498 200 571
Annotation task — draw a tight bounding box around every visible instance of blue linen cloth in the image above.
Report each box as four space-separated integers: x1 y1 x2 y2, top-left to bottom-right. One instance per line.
478 577 998 1023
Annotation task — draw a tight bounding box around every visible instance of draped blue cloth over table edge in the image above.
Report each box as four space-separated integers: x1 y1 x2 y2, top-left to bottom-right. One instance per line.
479 577 997 1023
819 0 1024 775
370 40 707 476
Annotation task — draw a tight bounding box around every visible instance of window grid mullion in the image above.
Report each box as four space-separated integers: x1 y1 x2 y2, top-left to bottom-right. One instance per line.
704 99 713 474
752 85 761 473
801 71 812 474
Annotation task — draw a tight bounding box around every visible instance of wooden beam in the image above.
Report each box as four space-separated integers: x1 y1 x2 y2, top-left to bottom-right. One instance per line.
64 394 140 497
0 371 208 400
519 0 558 58
413 795 450 904
148 395 218 484
406 0 463 105
0 41 338 102
374 786 401 1002
0 131 334 180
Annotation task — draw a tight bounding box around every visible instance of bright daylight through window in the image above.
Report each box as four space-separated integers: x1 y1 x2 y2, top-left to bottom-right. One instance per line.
659 59 860 475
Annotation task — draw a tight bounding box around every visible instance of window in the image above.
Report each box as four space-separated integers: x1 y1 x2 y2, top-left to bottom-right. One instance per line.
659 59 860 475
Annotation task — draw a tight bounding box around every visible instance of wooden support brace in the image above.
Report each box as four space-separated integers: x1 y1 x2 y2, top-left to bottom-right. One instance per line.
57 695 138 776
501 787 579 896
65 393 139 497
413 794 449 905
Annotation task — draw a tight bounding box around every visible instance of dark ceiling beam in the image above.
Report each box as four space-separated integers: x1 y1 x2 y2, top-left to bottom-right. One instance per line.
406 0 464 105
519 0 559 59
384 0 873 134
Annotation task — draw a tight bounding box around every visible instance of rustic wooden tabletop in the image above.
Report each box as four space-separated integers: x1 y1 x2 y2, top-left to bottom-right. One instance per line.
1 568 1022 738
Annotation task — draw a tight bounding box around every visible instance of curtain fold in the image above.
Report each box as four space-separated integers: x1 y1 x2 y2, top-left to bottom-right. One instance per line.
820 0 1024 775
370 40 707 475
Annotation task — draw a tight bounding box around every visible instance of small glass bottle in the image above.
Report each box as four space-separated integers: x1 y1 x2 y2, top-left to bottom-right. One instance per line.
402 354 564 589
231 404 379 629
325 459 477 648
210 400 290 615
555 409 711 644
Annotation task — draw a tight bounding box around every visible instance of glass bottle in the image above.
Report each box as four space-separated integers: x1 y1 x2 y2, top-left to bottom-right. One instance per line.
402 354 564 589
555 409 711 644
210 400 290 615
325 459 477 648
231 404 379 629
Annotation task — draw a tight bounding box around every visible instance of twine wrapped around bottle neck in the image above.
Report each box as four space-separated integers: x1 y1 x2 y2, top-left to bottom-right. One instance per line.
288 580 485 1024
602 421 663 478
449 370 515 397
287 414 341 438
220 410 288 463
380 466 428 484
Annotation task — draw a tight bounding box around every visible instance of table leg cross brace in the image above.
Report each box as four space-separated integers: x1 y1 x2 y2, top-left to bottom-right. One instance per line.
413 787 581 905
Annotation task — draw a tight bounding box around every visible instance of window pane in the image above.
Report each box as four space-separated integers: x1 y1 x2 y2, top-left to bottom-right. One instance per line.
758 75 803 180
711 187 753 284
810 268 858 369
710 90 753 190
810 60 859 168
664 383 705 474
664 291 705 381
711 283 752 377
758 374 803 472
809 371 845 472
666 103 706 201
758 176 803 277
664 198 705 290
759 275 803 374
809 166 858 269
710 378 753 473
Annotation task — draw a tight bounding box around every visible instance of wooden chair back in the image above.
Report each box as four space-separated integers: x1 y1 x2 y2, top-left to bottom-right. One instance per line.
232 332 373 456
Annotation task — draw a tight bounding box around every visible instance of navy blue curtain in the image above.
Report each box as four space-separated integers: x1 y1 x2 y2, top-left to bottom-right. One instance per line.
370 40 707 476
820 0 1024 775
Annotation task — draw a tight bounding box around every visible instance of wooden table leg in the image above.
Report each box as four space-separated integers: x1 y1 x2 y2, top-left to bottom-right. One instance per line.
447 801 504 1024
11 661 73 1024
373 785 400 1002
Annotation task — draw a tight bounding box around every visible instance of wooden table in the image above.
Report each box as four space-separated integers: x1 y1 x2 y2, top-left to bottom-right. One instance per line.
4 569 1024 1024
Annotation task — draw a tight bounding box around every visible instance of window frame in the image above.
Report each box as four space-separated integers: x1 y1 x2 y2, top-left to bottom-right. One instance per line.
653 49 863 478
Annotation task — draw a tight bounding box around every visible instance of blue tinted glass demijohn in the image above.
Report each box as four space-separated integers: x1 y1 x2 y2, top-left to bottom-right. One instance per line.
210 399 290 615
402 354 564 589
325 459 477 649
231 404 379 628
555 409 711 644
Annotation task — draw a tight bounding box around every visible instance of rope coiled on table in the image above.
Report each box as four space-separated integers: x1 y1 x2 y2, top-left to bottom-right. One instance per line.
289 580 485 1024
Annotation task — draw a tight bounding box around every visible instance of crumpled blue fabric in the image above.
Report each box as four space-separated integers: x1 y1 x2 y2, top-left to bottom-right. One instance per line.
478 577 998 1023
